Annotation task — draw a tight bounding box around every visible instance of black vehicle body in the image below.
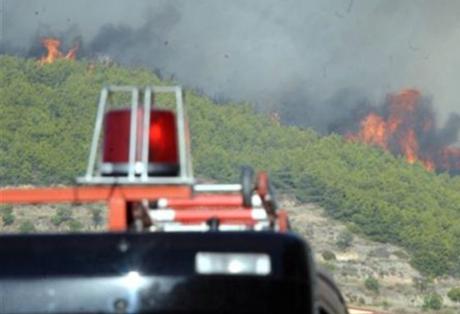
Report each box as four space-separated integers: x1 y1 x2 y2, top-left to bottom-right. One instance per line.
0 231 315 314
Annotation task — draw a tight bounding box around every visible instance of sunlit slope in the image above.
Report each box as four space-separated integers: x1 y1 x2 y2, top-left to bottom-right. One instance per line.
0 56 459 277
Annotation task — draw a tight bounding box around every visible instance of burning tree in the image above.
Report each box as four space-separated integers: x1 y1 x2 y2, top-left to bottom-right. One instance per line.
38 37 79 65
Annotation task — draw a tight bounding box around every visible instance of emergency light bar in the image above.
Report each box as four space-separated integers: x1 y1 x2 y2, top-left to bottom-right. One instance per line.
77 86 193 185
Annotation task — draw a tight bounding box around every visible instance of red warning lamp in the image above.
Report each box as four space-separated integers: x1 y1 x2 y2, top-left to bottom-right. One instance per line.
149 111 178 164
102 109 131 164
102 108 178 176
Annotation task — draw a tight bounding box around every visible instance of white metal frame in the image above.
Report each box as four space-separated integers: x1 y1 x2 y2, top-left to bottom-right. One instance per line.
77 85 194 185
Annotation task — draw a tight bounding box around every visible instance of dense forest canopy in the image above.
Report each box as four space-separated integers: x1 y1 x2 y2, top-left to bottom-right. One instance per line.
0 56 459 277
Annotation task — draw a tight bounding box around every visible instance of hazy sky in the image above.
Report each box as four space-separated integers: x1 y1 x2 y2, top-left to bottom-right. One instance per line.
1 0 459 130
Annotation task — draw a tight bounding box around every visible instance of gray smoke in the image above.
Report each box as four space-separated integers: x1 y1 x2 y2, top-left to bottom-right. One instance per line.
1 0 459 140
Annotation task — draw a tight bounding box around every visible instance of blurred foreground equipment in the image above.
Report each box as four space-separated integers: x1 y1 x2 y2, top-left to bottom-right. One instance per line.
0 86 348 314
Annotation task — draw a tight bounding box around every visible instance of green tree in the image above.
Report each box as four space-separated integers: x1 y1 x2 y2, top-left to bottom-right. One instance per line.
422 293 443 310
364 276 380 294
447 287 460 303
336 230 354 250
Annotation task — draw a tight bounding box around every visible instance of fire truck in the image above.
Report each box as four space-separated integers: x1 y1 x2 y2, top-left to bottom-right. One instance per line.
0 86 348 314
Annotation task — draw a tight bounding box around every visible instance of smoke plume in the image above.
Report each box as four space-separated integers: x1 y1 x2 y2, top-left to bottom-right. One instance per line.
0 0 459 144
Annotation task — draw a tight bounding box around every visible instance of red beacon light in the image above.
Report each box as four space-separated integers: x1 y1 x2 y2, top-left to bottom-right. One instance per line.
101 108 179 176
79 86 193 185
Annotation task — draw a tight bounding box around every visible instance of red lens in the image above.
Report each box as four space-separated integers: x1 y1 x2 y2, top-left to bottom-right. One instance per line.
102 109 178 170
102 109 131 163
149 110 178 164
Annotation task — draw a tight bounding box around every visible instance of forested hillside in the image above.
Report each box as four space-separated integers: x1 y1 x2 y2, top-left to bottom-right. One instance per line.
1 56 460 277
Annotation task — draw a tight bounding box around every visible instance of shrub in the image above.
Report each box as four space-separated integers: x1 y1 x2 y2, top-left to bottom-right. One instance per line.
19 220 36 233
321 250 336 261
413 277 430 293
91 208 103 227
0 205 13 212
336 230 353 250
447 287 460 303
68 220 83 232
51 207 73 226
422 293 443 310
1 205 15 226
381 300 391 310
364 276 380 294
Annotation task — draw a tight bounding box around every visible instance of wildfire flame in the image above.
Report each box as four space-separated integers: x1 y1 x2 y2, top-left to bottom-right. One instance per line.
346 89 459 172
38 37 79 65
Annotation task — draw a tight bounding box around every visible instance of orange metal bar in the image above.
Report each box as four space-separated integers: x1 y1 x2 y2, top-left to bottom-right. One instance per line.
256 171 269 197
0 185 192 204
108 195 127 231
277 209 289 232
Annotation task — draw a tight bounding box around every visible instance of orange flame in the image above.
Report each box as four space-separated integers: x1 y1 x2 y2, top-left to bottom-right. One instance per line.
347 89 437 171
401 129 418 164
38 37 79 65
359 113 388 149
422 160 435 172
